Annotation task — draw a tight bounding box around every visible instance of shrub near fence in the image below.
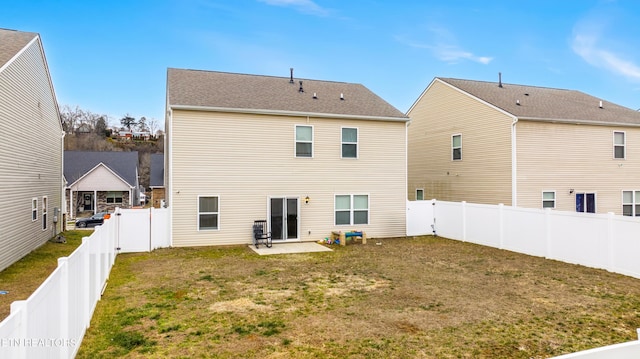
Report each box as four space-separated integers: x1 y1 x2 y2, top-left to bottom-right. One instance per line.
0 218 117 359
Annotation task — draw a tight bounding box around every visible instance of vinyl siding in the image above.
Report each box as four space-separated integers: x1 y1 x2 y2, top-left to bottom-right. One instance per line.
516 120 640 214
170 110 406 246
0 38 62 271
69 165 132 191
407 79 513 204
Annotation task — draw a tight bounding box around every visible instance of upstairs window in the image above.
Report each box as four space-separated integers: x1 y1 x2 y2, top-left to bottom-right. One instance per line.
295 125 313 157
341 127 358 158
416 189 424 201
614 131 625 159
542 191 555 209
452 134 462 160
622 191 640 216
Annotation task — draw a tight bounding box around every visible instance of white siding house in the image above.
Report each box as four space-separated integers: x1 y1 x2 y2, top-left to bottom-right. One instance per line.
165 68 409 246
0 29 64 271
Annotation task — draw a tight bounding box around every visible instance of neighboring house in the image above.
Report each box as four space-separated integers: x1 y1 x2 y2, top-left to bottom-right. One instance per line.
64 151 140 217
165 68 409 246
149 153 165 208
0 28 63 271
407 76 640 215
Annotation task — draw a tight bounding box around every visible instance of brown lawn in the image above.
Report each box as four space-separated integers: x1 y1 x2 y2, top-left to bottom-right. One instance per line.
70 236 640 358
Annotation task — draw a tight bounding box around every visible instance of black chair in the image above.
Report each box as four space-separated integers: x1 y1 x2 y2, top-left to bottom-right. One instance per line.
253 220 272 248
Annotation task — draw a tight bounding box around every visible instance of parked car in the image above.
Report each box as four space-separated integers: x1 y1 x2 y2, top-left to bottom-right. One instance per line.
75 212 110 228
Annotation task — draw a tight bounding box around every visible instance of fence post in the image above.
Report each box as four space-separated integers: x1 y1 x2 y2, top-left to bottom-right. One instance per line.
544 208 552 259
82 237 90 329
461 201 467 242
58 257 70 358
607 212 615 273
498 203 504 249
10 300 27 359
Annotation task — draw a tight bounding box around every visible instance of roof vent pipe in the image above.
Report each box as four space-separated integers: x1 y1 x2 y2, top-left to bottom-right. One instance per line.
498 72 503 88
299 81 304 93
599 100 603 109
340 93 344 100
313 92 317 99
290 68 294 84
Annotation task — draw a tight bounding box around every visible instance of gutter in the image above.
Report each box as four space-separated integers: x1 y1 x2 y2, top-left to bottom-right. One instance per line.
520 116 640 128
169 104 410 123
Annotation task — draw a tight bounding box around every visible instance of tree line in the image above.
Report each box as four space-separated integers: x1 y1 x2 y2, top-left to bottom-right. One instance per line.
59 105 163 137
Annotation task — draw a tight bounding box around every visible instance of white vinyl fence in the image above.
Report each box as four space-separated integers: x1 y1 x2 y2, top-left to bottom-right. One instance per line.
0 207 169 358
409 200 640 279
407 199 640 359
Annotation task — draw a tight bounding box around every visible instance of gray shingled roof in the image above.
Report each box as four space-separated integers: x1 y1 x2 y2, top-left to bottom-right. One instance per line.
437 78 640 126
0 28 38 69
167 68 408 120
149 153 164 188
64 151 139 187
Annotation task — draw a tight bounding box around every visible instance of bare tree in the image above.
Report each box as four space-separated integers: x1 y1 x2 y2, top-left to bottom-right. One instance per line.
148 118 159 135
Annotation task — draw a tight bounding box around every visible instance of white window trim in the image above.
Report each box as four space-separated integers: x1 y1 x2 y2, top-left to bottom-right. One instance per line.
542 191 555 209
106 191 124 204
341 126 359 159
416 188 424 201
32 197 38 222
197 195 220 231
622 190 640 216
334 193 370 226
42 196 48 231
452 133 462 161
295 125 314 158
614 131 626 159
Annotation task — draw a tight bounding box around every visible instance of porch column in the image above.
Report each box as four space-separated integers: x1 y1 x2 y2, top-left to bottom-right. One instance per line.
94 190 97 214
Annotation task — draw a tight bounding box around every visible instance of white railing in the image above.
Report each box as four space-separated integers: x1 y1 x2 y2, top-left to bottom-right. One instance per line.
0 206 170 358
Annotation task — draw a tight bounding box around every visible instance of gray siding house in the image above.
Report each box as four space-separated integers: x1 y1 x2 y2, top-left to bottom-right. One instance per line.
64 151 140 217
0 29 64 271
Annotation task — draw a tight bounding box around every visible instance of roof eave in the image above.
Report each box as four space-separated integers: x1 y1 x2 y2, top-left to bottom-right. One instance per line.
519 116 640 127
169 104 409 122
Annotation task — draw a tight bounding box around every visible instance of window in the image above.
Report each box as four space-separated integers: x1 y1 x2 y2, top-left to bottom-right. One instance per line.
622 191 640 216
106 191 123 204
295 125 313 157
575 192 596 213
341 127 358 158
198 196 219 230
614 131 625 159
613 132 625 159
452 134 462 160
416 189 424 201
42 196 48 230
542 191 555 209
335 194 369 225
32 198 37 221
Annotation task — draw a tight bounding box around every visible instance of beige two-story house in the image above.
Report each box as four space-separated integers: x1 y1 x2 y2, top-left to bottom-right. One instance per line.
408 77 640 215
165 68 409 246
0 29 64 271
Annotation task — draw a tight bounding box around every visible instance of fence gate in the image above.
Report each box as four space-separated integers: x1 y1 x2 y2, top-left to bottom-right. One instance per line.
113 207 170 253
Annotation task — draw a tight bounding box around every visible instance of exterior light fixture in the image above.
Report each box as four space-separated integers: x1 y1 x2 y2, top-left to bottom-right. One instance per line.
305 196 310 204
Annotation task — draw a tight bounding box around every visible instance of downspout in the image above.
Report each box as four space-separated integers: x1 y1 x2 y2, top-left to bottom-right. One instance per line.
511 116 518 207
61 130 65 232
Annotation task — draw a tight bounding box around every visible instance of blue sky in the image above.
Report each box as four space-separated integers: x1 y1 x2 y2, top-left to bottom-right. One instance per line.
3 0 640 126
